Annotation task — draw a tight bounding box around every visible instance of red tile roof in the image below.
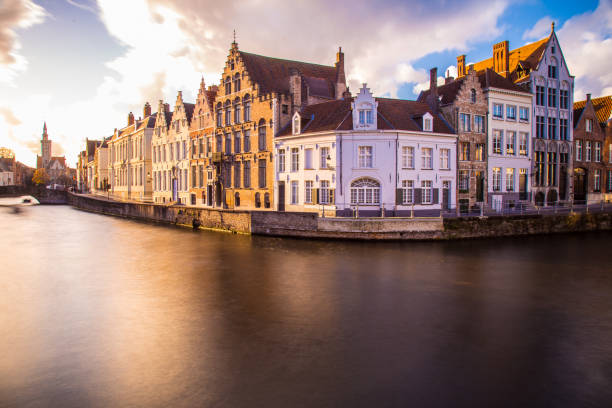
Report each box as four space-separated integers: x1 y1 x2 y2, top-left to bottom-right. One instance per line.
239 51 337 97
573 95 612 128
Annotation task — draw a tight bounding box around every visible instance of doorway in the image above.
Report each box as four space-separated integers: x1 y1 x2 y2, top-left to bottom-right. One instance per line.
278 182 285 212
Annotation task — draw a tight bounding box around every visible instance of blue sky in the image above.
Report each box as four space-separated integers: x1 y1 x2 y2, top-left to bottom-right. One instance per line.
0 0 610 167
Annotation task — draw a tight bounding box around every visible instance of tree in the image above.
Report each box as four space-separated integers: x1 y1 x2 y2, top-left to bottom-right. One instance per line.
32 168 50 186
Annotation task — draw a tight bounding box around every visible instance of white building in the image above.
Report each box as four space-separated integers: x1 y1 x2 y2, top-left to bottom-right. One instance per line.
151 94 195 205
481 69 534 210
275 84 457 216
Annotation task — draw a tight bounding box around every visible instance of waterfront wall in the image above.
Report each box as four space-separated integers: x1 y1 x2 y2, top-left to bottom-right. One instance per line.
0 186 67 204
68 193 612 240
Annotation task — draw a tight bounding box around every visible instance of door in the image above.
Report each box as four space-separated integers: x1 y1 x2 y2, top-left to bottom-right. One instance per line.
573 168 587 203
278 182 285 212
475 171 484 202
519 172 527 200
442 181 450 210
207 185 213 206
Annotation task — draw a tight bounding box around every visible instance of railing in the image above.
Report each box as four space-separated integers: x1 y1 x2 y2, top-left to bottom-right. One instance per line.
444 200 612 218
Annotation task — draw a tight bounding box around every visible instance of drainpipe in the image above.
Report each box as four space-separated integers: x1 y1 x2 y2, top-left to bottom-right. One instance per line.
395 131 399 215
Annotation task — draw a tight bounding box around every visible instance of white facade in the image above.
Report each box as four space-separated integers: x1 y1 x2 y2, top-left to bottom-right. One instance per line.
486 87 533 211
0 171 14 186
275 85 457 216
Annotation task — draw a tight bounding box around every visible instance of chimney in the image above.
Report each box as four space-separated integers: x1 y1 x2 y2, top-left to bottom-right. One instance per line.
335 46 347 100
289 67 302 112
128 112 135 126
586 93 592 103
445 77 454 85
457 55 466 77
143 102 151 117
427 67 439 114
493 41 509 77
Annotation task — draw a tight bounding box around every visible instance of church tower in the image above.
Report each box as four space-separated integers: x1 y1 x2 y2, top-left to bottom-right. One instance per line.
41 122 52 168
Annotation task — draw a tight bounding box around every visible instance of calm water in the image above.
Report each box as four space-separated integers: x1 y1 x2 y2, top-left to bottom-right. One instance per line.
1 205 612 407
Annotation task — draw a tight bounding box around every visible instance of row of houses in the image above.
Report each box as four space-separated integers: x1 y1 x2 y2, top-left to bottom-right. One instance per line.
77 24 612 216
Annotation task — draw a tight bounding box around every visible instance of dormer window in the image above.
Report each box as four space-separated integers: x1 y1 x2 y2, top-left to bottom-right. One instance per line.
423 112 433 132
359 109 373 125
352 83 378 131
292 112 301 135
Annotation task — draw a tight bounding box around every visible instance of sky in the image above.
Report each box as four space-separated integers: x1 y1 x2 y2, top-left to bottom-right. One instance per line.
0 0 611 168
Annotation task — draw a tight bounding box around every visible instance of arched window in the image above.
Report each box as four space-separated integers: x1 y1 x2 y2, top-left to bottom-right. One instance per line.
350 178 381 205
233 73 241 92
255 192 261 208
233 97 241 124
234 192 240 207
224 100 231 126
243 94 251 122
258 119 267 151
224 77 231 95
216 102 222 127
470 89 476 104
264 192 270 208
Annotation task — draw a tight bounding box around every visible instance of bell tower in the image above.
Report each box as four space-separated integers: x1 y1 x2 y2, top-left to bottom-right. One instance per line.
40 122 52 168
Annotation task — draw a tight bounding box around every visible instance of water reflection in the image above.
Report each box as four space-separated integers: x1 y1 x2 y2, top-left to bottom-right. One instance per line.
1 206 611 407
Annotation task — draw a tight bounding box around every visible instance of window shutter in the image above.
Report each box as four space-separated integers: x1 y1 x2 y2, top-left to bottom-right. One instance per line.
433 188 439 204
314 188 319 204
414 188 422 204
330 189 335 204
396 188 403 205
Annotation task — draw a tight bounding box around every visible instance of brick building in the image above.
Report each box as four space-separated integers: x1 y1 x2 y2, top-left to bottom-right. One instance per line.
573 94 612 203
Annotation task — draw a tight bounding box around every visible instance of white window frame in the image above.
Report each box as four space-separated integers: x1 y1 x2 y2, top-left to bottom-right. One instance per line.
421 148 433 170
358 146 373 168
402 146 415 169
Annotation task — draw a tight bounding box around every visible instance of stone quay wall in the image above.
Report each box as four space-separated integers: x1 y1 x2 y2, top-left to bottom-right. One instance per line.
68 193 612 240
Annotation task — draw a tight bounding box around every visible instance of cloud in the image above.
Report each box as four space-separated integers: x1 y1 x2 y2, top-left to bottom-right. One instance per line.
65 0 98 14
0 107 22 126
0 0 46 83
522 16 556 40
557 0 612 99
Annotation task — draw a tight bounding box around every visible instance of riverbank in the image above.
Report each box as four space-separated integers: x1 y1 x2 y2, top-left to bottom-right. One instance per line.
67 192 612 240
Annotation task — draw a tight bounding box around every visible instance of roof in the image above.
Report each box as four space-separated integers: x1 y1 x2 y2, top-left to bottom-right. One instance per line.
278 97 454 136
419 68 529 106
573 95 612 128
472 37 549 83
239 51 337 96
184 103 195 123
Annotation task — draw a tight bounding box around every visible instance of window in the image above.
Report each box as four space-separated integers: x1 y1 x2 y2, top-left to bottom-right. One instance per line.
586 141 592 162
506 131 515 155
258 159 266 188
402 180 414 204
320 180 330 204
233 73 241 92
470 89 476 103
594 170 601 192
560 119 568 140
350 178 380 205
199 165 204 187
282 104 288 114
366 110 373 124
291 148 299 172
243 161 251 188
234 101 241 124
608 170 612 192
492 167 501 191
506 105 516 120
493 103 504 118
519 107 529 122
305 148 313 169
234 132 241 153
224 162 232 188
548 65 557 79
595 142 602 162
305 181 313 203
536 86 545 106
293 115 300 135
216 104 222 127
291 181 298 204
402 146 415 168
536 116 546 139
234 162 241 188
258 120 267 151
278 149 285 172
475 144 485 161
421 148 433 169
320 147 330 169
224 100 231 126
519 133 528 156
586 119 593 132
224 77 231 94
547 152 557 186
216 135 222 152
460 143 470 161
359 110 365 124
493 130 503 154
576 140 583 161
460 113 471 131
421 180 432 204
560 90 569 109
424 118 432 131
359 146 373 168
459 170 469 192
243 96 251 122
548 88 557 108
225 134 232 154
199 138 204 156
474 115 485 133
191 166 197 188
506 168 515 191
243 130 250 152
440 148 450 170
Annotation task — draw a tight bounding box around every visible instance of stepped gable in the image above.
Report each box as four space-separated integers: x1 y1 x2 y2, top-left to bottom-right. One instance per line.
279 97 453 136
239 51 337 97
573 95 612 127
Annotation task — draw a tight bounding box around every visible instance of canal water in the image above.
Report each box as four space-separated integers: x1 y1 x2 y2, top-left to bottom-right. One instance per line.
1 205 611 407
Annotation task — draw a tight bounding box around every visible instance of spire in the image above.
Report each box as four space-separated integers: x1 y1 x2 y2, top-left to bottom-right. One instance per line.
42 122 48 140
199 75 206 94
231 29 238 50
551 21 555 33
